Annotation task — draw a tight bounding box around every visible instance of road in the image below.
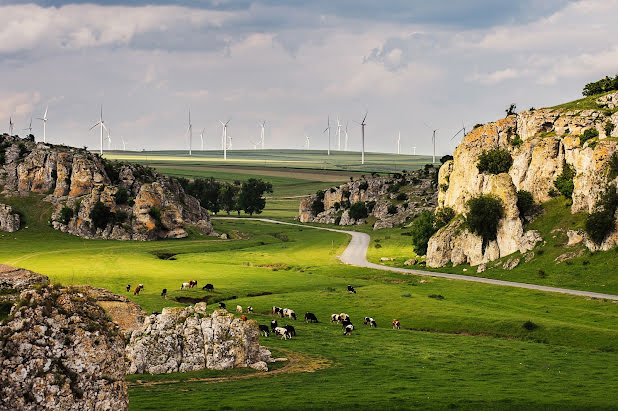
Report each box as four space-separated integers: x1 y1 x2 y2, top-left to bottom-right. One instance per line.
213 217 618 301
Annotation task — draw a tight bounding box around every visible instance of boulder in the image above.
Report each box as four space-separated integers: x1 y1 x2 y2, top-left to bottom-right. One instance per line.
0 203 20 232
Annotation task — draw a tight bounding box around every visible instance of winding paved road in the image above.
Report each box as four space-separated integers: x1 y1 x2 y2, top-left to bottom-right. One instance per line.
214 217 618 301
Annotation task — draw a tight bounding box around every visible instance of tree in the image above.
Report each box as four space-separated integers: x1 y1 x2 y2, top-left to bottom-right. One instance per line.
89 201 113 230
219 184 240 215
553 164 575 199
186 177 221 214
440 155 454 164
477 149 513 174
466 195 504 251
585 184 617 245
114 186 129 205
582 74 618 96
349 202 369 220
410 210 436 256
604 121 615 137
505 103 517 117
516 190 535 218
238 178 273 216
435 207 455 229
580 128 599 145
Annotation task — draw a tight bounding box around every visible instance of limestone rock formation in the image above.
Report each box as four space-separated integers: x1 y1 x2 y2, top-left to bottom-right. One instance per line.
126 304 273 374
0 285 128 411
428 103 617 267
0 203 20 232
0 136 217 240
298 168 438 229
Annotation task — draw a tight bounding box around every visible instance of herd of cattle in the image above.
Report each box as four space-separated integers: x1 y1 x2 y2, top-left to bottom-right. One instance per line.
126 282 403 339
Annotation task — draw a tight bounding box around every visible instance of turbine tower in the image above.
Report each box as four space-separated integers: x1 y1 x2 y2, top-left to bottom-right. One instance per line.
121 136 127 151
89 105 107 155
219 120 230 160
355 111 368 165
259 121 266 150
344 122 349 151
336 116 342 150
397 131 401 155
305 135 310 150
37 106 48 143
24 118 33 135
9 117 14 135
412 146 417 155
323 116 331 156
424 122 438 163
187 109 193 156
200 128 205 151
106 128 112 151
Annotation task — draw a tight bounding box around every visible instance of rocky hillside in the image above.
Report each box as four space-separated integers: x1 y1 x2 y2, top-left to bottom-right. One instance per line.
298 167 438 230
427 91 618 268
0 135 216 240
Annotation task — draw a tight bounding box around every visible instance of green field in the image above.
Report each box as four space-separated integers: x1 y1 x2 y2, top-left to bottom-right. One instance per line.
1 151 617 409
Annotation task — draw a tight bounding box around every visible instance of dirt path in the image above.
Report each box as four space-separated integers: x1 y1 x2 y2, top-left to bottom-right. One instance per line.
127 349 331 387
214 217 618 301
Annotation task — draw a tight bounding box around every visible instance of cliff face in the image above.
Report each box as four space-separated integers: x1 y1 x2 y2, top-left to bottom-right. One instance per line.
0 203 20 232
428 98 618 267
0 136 216 240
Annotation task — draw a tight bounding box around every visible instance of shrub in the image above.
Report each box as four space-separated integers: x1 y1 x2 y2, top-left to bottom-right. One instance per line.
349 202 369 220
523 321 538 331
89 201 113 230
401 293 412 298
114 187 129 205
473 123 483 129
435 207 455 229
387 205 398 215
334 216 341 225
59 206 74 225
465 195 504 250
580 128 599 145
317 190 326 200
553 164 575 199
333 202 340 210
582 74 618 96
510 135 523 147
374 243 382 248
585 184 618 244
440 155 453 164
114 210 129 224
396 192 408 201
537 269 546 279
310 198 324 216
428 294 445 300
102 160 121 184
342 190 351 199
366 201 376 213
148 206 164 230
359 181 369 191
329 187 336 194
608 152 618 180
410 210 437 256
477 149 513 174
605 121 615 137
505 103 517 117
516 190 535 217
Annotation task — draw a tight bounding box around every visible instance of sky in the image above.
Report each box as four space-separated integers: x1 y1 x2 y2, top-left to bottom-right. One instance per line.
1 0 618 155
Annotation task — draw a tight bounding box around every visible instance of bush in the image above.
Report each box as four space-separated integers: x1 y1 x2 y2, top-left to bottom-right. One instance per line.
585 185 618 244
333 202 340 210
374 243 382 249
580 128 599 145
608 152 618 180
317 190 326 200
477 149 513 174
553 164 575 199
523 321 538 331
505 103 517 117
473 123 483 129
89 201 113 230
410 210 437 256
428 294 445 300
396 192 408 201
148 206 163 230
366 201 376 213
465 195 504 250
310 198 324 216
114 187 129 205
582 74 618 96
516 190 534 217
387 204 398 214
537 269 546 278
59 206 74 225
349 202 369 220
114 210 128 224
435 207 455 229
510 134 523 147
440 155 453 164
359 181 369 191
605 121 615 137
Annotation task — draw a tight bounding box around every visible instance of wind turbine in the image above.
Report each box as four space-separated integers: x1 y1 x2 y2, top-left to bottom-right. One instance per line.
424 122 438 164
450 122 467 146
89 105 107 155
9 117 14 135
354 111 368 165
106 127 112 151
305 135 311 150
259 121 266 150
336 116 342 150
37 106 48 143
397 131 401 155
344 122 349 151
199 128 205 151
412 146 417 155
120 136 127 151
24 118 33 135
228 136 233 150
219 120 230 160
323 116 331 156
187 109 193 156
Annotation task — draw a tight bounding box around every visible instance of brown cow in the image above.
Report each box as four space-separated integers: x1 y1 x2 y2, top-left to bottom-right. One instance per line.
134 285 142 296
392 319 401 329
240 315 248 321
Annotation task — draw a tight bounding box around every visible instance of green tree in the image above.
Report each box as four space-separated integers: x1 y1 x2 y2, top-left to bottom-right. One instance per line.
59 206 74 225
238 178 273 216
186 177 221 214
435 207 455 229
466 195 504 250
477 149 513 174
605 121 615 137
554 164 576 199
516 190 535 218
505 103 517 117
349 202 368 220
114 186 129 205
219 184 240 215
410 210 436 256
89 201 113 230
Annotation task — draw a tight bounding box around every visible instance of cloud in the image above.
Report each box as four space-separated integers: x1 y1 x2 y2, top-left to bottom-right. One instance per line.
0 91 40 123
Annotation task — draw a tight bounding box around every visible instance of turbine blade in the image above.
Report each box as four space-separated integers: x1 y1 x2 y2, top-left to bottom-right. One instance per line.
89 122 100 131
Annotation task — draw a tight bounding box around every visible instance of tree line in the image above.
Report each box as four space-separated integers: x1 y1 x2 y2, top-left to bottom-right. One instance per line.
582 75 618 96
178 177 273 216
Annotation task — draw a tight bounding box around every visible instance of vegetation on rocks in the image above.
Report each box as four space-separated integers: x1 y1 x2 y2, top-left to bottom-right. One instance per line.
409 210 437 256
585 185 618 245
582 74 618 96
465 195 504 249
476 148 513 174
516 190 535 218
349 202 368 220
553 164 576 199
580 128 599 145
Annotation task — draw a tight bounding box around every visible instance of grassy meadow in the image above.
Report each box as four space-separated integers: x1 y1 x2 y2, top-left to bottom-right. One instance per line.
1 152 617 409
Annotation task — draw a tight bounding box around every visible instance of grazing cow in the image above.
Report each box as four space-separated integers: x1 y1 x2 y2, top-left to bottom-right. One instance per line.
343 324 354 335
347 285 357 294
240 315 248 321
341 318 352 329
331 314 341 323
133 285 142 296
392 319 401 329
305 312 318 323
339 313 350 322
138 284 144 290
274 327 291 340
272 306 282 316
284 324 296 337
363 317 377 328
270 320 278 332
181 282 190 290
283 308 296 320
247 306 253 313
126 284 131 293
189 280 198 288
219 302 227 310
202 283 214 291
236 305 243 313
161 288 167 299
259 325 270 337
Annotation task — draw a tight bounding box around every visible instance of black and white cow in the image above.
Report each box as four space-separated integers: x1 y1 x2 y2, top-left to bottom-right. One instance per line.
219 302 227 310
341 318 353 329
270 320 278 332
258 325 270 337
272 306 283 316
202 283 214 291
343 324 354 335
330 314 341 323
161 288 167 299
284 324 296 337
363 317 377 327
339 313 350 322
126 284 131 293
247 306 253 313
347 285 357 294
274 327 291 340
282 308 296 320
304 312 318 323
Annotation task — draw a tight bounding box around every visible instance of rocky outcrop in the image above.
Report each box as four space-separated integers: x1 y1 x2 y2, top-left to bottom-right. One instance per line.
0 136 216 240
0 203 20 232
298 168 438 230
0 264 49 292
428 102 617 267
0 285 128 411
126 304 273 374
